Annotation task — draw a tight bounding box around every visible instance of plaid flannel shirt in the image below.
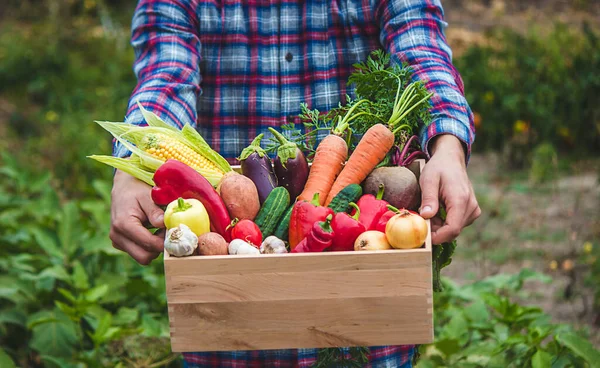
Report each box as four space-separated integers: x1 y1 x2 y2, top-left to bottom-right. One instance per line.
118 0 475 366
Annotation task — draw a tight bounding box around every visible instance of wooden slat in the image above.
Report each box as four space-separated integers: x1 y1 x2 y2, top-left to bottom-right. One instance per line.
168 296 433 352
164 248 429 276
167 267 431 304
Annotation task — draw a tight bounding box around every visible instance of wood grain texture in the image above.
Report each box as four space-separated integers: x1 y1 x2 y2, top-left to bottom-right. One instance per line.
164 160 434 352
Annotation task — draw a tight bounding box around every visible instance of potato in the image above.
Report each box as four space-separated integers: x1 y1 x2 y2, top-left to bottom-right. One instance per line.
217 171 260 220
197 232 228 256
363 167 421 211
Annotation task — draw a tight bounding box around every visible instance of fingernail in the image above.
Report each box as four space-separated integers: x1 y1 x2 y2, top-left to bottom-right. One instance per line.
156 214 164 224
420 206 432 214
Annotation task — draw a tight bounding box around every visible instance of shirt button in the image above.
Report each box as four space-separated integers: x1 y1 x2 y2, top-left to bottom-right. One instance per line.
285 52 293 62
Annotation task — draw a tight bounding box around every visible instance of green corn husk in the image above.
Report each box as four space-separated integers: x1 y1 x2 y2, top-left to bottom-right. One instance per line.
90 107 231 187
88 155 155 186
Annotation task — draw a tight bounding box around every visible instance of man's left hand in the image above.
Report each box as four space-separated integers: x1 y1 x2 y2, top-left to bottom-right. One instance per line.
418 135 481 244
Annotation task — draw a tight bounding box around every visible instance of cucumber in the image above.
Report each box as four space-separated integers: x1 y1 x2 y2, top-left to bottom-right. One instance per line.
273 203 294 241
327 184 362 213
254 187 291 237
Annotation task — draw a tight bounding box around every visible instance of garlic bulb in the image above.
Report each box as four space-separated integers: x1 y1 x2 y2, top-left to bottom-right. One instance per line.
228 239 260 255
260 236 288 254
164 224 198 257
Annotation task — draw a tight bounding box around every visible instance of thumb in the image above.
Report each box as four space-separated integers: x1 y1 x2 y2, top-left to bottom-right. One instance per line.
139 194 165 229
419 171 440 219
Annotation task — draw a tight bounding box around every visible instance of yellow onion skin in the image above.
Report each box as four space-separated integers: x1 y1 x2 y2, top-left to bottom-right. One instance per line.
385 210 428 249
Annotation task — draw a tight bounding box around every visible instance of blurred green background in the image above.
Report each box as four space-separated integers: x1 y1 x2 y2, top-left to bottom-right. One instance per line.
0 0 599 367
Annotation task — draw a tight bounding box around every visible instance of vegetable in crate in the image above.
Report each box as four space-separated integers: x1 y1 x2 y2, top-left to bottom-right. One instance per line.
291 215 335 253
88 103 231 187
164 224 198 257
385 209 428 249
268 127 309 201
351 184 390 231
363 166 421 211
238 134 278 204
273 204 294 241
329 203 366 252
164 197 210 237
229 219 263 247
297 101 365 205
288 193 334 250
228 239 261 255
374 207 396 233
151 160 232 241
323 51 433 205
354 231 392 251
253 187 290 238
260 236 288 254
217 171 261 221
197 232 228 256
327 184 362 214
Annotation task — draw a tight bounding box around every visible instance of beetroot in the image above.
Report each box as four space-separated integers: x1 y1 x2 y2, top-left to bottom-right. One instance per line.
362 167 421 211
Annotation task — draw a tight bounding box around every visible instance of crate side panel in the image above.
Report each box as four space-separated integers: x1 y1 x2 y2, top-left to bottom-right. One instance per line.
169 295 432 352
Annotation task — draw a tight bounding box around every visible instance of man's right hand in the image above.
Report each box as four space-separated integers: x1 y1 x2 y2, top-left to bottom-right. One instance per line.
110 170 165 265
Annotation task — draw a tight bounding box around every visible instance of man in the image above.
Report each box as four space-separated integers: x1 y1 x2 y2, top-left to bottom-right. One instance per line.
110 0 481 366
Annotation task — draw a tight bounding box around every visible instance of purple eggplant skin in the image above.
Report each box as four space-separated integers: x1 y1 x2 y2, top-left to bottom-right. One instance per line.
238 134 278 204
241 155 277 204
273 149 309 201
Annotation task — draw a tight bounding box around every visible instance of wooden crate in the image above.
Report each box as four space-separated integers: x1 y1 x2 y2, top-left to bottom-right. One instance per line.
164 160 433 352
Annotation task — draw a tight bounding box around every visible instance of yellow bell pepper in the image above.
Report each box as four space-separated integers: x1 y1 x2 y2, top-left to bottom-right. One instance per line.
164 197 210 237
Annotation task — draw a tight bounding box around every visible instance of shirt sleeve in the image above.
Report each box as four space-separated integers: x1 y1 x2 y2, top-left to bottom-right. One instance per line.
114 0 202 158
375 0 475 163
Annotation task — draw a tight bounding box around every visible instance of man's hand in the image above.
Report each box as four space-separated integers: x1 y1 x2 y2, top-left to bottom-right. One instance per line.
419 135 481 244
110 170 166 265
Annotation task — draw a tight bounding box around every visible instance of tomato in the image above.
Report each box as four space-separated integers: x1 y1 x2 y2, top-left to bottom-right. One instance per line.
230 219 263 247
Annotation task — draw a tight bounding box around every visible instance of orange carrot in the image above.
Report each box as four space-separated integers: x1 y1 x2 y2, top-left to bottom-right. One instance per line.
325 124 394 205
298 134 348 205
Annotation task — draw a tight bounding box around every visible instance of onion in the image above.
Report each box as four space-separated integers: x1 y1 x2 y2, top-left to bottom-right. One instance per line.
354 231 392 251
385 210 428 249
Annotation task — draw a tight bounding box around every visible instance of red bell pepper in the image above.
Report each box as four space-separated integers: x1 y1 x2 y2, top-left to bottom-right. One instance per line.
151 160 232 241
351 184 389 231
229 219 262 247
292 215 334 253
329 203 366 251
289 193 334 250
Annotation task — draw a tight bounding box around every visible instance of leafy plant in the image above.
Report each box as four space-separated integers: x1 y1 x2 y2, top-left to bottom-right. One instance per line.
0 153 179 367
416 270 600 367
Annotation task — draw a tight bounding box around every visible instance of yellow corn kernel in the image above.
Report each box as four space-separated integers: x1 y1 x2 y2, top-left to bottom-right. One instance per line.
143 133 222 173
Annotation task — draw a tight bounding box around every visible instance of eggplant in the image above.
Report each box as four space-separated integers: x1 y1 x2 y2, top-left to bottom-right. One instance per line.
239 134 278 204
268 127 309 201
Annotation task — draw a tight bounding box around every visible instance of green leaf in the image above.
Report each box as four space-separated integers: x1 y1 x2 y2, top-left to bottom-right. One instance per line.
532 349 552 368
71 261 89 290
57 288 77 303
0 348 16 368
83 305 111 330
92 313 112 343
113 307 139 325
40 355 78 368
84 284 109 302
29 309 79 357
443 311 468 343
59 201 79 258
556 333 600 366
29 227 62 260
435 338 461 358
0 308 26 327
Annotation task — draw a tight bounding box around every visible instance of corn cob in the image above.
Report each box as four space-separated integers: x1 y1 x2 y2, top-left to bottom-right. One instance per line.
141 133 224 174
